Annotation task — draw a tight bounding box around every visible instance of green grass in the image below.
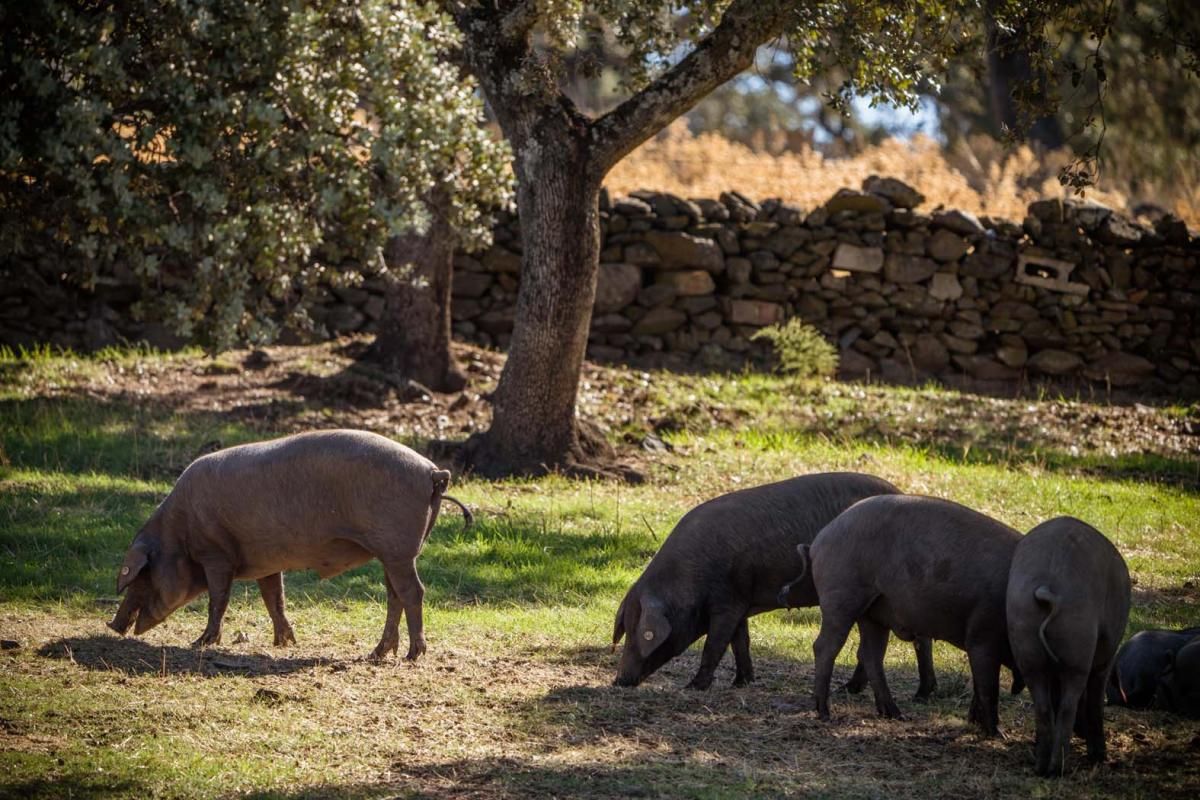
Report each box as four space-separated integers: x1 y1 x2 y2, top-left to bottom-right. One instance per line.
1 343 1198 799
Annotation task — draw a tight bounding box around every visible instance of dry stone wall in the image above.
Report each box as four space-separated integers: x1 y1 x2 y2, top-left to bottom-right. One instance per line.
452 179 1200 394
2 176 1197 395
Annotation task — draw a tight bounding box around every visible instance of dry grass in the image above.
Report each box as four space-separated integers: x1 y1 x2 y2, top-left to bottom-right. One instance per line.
606 122 1200 226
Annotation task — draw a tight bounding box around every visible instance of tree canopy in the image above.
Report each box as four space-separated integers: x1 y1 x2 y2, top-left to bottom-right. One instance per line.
1 0 511 351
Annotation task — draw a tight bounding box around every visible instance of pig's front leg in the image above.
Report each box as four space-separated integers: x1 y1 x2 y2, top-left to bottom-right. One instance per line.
257 573 296 646
192 563 233 648
687 605 745 690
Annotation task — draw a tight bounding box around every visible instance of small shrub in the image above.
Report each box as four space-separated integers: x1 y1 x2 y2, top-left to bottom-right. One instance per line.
751 319 838 379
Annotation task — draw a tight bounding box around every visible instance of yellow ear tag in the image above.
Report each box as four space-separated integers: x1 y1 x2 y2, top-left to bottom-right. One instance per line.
643 631 654 641
121 566 130 575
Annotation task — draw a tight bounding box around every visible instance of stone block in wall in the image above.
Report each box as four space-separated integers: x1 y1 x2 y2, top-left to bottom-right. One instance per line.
694 311 723 330
954 355 1020 381
633 306 687 335
482 247 521 273
825 188 891 214
637 283 676 308
1082 351 1156 386
911 334 950 372
763 226 812 258
1094 214 1145 247
657 270 715 296
718 191 757 222
795 294 828 321
892 286 944 318
832 243 884 273
928 230 969 262
326 304 365 333
1028 198 1064 223
728 299 783 327
995 335 1028 367
862 176 925 209
332 286 369 305
929 273 963 301
453 271 493 298
726 257 752 284
940 332 977 354
625 242 661 266
644 230 725 273
1027 348 1083 375
931 209 985 236
595 263 642 313
884 254 938 284
477 308 515 335
613 197 653 217
592 313 633 334
451 299 481 320
695 198 729 221
679 295 718 315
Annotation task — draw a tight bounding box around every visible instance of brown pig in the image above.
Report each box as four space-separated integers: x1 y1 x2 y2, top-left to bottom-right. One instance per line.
803 495 1022 735
612 472 937 694
107 429 470 660
1006 517 1130 776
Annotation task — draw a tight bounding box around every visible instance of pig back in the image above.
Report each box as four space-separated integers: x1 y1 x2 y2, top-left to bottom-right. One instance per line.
174 430 441 574
644 472 900 610
811 494 1021 646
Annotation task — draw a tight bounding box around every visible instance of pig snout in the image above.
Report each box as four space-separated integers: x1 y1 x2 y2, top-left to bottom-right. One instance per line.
107 594 139 635
613 672 642 688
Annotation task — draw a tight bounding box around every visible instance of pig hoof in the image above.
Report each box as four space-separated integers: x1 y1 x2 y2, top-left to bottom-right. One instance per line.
685 675 713 691
404 642 427 661
191 631 222 648
732 674 754 688
274 629 297 647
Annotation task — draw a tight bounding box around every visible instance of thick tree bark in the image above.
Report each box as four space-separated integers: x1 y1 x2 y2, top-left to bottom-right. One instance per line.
364 197 466 393
463 120 607 476
449 0 788 477
985 8 1065 150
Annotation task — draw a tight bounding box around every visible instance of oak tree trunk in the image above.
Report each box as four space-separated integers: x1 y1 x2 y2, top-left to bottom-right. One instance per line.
365 199 466 393
463 125 607 476
986 9 1065 150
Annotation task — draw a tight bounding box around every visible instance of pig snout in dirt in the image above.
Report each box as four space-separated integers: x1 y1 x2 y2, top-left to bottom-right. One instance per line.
1006 516 1131 777
610 473 937 693
1107 626 1200 709
808 494 1021 735
107 429 469 661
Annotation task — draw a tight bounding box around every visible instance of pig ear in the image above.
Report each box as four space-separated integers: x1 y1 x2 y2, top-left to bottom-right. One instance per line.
636 595 672 658
612 595 628 651
116 543 149 593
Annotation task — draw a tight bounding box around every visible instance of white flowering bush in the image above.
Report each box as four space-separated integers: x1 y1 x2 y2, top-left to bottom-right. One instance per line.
0 0 511 350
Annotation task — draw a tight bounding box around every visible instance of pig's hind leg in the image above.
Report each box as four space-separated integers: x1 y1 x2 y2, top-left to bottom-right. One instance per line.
257 573 297 646
193 562 234 648
370 559 426 662
857 618 903 719
730 616 754 687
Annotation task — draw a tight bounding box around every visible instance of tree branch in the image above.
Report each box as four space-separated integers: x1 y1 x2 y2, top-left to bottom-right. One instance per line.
588 0 790 175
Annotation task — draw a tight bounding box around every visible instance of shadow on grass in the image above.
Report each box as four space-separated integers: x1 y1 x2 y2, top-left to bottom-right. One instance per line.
0 773 138 800
36 634 338 677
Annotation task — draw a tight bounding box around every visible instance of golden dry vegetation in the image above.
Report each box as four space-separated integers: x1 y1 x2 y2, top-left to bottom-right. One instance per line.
606 122 1200 227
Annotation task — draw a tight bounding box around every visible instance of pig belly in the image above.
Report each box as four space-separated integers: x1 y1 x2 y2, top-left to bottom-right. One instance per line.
237 538 374 580
866 594 965 650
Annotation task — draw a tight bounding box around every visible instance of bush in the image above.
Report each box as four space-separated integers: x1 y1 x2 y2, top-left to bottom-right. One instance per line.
751 319 838 379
